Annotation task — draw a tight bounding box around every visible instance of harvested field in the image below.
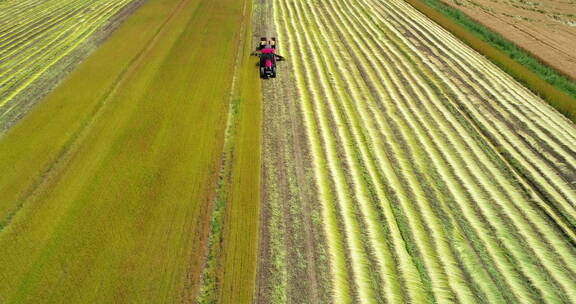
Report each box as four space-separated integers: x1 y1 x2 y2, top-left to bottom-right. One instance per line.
256 0 576 302
441 0 576 80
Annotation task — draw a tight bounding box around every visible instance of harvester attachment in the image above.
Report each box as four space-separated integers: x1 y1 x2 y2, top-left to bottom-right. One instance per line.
257 37 277 50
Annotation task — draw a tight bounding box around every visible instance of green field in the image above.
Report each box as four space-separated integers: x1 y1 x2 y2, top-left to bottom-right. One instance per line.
0 0 259 301
0 0 142 133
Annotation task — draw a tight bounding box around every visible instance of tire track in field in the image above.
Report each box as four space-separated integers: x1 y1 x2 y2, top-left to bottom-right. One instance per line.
269 0 576 302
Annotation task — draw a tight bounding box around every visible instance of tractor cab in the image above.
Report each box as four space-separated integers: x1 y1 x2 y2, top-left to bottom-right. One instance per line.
252 37 285 79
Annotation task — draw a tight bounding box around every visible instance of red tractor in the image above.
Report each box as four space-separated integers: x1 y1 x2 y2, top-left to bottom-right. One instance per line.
251 37 285 79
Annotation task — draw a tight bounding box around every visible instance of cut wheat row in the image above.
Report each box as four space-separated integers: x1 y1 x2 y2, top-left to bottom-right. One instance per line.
280 0 454 302
369 0 576 270
0 0 92 48
320 0 544 302
283 1 382 302
302 0 489 303
275 3 353 303
351 0 576 300
274 0 576 302
0 0 136 118
374 0 576 220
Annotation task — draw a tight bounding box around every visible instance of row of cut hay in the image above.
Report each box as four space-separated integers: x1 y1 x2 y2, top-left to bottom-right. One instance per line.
371 0 576 266
274 0 576 302
274 3 353 303
274 2 573 302
379 0 576 262
312 0 520 302
376 0 576 228
0 0 38 22
323 0 508 302
0 0 124 78
372 0 576 251
280 0 482 302
288 0 419 302
0 0 129 79
281 0 380 302
305 0 479 302
0 0 93 50
322 1 522 302
366 0 576 300
0 0 73 41
404 0 576 122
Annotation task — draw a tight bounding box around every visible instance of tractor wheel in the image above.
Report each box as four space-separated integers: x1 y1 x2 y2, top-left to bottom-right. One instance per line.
260 68 266 79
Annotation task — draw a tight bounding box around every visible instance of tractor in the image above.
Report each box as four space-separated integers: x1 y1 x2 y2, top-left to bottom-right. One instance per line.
251 37 285 79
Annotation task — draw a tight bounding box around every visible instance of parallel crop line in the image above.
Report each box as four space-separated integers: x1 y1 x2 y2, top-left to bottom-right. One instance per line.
0 0 124 75
282 0 380 302
273 0 576 301
0 0 95 59
274 2 352 303
374 0 576 216
366 0 576 277
309 0 489 303
372 1 576 248
0 0 91 50
293 1 433 303
0 0 133 117
363 1 576 301
320 0 532 302
389 0 576 146
330 0 568 302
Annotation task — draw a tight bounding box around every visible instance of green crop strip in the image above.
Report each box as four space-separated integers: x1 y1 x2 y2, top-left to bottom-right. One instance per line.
0 0 249 301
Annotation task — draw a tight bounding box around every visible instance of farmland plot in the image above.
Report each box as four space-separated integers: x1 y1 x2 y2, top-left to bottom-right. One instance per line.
0 0 142 133
257 0 576 302
0 0 255 301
